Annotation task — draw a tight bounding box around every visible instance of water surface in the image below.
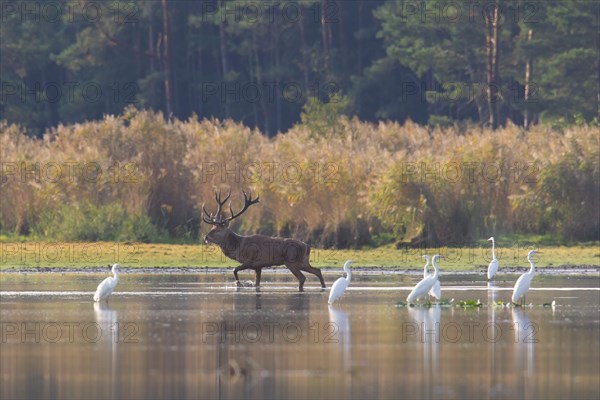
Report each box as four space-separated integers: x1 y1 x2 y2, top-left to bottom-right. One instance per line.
1 272 599 399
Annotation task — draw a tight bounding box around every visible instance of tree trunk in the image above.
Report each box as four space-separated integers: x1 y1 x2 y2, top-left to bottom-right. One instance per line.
161 0 173 118
250 55 259 128
524 29 533 128
197 48 203 118
357 1 363 71
249 35 259 130
218 0 230 118
148 25 155 71
254 42 270 135
485 2 500 129
186 39 193 119
320 0 332 69
466 49 487 124
597 24 600 119
298 14 310 94
274 30 282 134
136 27 142 78
320 0 329 54
337 0 347 71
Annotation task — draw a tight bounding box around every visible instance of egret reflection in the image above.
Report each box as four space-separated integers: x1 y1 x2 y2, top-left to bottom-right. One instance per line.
328 306 351 362
408 305 441 398
512 308 536 398
487 281 498 304
93 301 119 398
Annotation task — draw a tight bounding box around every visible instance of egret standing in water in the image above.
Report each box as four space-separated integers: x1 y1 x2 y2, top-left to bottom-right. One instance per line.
422 255 441 300
511 250 540 306
487 237 499 280
328 260 354 305
94 264 120 302
407 255 441 303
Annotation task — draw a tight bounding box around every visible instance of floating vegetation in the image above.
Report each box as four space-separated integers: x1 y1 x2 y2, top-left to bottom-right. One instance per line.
512 302 534 308
458 299 482 308
398 299 555 309
399 298 455 308
437 298 454 308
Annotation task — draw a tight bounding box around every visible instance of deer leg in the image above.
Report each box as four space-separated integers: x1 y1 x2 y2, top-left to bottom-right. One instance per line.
286 265 306 292
301 264 326 288
254 268 262 287
233 264 251 286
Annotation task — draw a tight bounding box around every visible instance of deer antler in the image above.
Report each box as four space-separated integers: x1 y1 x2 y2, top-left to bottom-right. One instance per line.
202 190 231 225
202 191 258 226
224 191 260 223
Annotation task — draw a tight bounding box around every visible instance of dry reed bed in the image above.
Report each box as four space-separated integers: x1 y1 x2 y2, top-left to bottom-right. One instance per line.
1 109 598 246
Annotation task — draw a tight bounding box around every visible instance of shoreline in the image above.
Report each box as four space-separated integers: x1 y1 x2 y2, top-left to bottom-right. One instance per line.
2 265 599 275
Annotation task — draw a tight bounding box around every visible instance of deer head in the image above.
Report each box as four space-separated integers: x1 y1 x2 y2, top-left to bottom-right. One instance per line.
202 190 259 244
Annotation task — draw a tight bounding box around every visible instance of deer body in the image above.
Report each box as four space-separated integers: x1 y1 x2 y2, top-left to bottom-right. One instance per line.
204 192 325 291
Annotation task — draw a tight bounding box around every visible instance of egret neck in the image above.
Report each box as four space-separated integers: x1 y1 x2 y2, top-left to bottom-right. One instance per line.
431 255 440 280
526 253 535 275
490 237 497 260
343 262 352 281
422 255 431 277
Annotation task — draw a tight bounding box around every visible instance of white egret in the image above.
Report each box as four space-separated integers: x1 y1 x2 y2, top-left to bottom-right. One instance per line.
328 260 353 305
422 255 441 300
487 237 499 280
511 250 539 305
407 255 440 303
93 264 120 302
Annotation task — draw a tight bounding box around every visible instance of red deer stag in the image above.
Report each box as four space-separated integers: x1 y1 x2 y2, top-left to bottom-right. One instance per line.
203 191 326 291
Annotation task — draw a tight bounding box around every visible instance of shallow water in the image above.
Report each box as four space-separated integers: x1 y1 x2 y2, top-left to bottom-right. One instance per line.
1 272 599 399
